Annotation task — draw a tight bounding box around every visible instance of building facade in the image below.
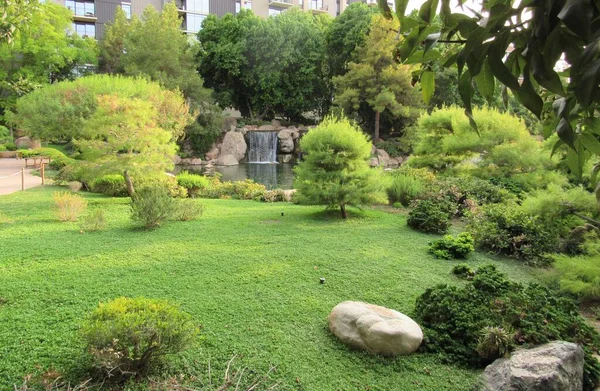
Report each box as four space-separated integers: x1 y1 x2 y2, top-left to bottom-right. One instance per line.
55 0 387 39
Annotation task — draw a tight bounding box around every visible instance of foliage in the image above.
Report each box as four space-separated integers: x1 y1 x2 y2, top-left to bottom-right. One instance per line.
451 263 475 280
407 199 452 234
198 9 329 121
90 175 127 197
553 254 600 302
467 202 560 265
197 178 266 201
10 75 192 179
385 172 424 207
325 2 376 79
19 147 73 170
333 15 421 141
79 209 107 233
0 0 38 45
375 139 404 157
176 171 211 198
261 189 288 203
294 116 386 219
53 192 87 222
130 186 177 229
173 199 204 222
379 0 600 203
429 232 474 260
414 265 600 389
98 6 128 74
0 2 97 122
81 297 198 377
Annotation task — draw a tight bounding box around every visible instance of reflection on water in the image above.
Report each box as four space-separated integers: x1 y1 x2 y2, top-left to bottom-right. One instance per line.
175 163 295 190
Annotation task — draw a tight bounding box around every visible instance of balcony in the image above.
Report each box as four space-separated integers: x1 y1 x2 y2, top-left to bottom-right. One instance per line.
66 3 97 22
269 0 293 7
310 4 329 13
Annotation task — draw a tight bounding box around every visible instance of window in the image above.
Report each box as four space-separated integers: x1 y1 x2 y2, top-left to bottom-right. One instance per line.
186 13 206 33
72 22 96 38
66 0 95 16
186 0 209 13
121 2 131 18
236 0 252 13
309 0 323 10
268 7 283 16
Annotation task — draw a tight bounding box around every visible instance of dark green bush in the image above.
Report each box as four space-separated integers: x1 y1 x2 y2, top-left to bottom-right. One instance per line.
198 178 267 200
375 139 403 157
467 203 559 265
407 199 453 234
429 232 474 259
553 254 600 302
176 171 210 197
81 297 198 378
414 265 600 389
4 142 16 151
451 263 475 279
91 175 128 197
386 174 424 206
130 186 178 229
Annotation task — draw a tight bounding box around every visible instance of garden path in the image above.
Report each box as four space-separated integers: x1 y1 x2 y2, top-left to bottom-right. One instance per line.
0 159 42 195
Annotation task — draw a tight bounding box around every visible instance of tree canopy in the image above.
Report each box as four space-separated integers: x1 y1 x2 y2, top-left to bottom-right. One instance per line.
378 0 600 201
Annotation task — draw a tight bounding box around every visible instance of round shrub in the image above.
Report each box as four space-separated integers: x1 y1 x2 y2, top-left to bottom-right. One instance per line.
176 171 210 197
476 326 513 364
81 297 198 377
407 199 452 234
386 173 424 206
429 232 474 259
451 263 475 279
130 186 177 229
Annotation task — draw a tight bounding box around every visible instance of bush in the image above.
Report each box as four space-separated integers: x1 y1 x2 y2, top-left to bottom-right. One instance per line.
176 171 210 197
429 232 474 259
261 189 288 202
130 186 177 229
375 139 403 157
81 297 198 378
173 199 204 221
4 142 16 151
79 209 107 233
386 174 424 206
451 263 475 279
68 181 83 192
197 177 267 201
414 265 600 389
407 199 452 234
467 203 559 265
91 175 128 197
53 192 87 222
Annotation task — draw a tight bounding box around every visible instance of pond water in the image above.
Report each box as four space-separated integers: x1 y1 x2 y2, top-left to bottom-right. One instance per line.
176 163 295 190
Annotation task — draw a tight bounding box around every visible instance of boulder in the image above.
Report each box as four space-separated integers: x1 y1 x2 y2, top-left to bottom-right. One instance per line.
271 119 282 128
278 154 293 163
482 341 584 391
258 125 277 131
278 129 296 153
243 125 258 132
222 117 238 133
205 146 220 161
376 149 391 167
215 154 238 166
15 137 41 150
172 155 182 165
220 131 247 161
371 144 378 156
328 301 423 357
369 158 380 167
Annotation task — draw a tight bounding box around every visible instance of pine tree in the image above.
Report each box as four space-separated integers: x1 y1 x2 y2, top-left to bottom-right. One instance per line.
99 7 128 74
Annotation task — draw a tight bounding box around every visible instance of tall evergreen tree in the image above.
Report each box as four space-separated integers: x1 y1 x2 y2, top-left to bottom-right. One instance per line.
99 7 128 74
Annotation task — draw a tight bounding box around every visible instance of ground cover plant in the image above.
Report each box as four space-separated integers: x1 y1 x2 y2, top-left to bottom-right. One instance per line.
0 186 540 390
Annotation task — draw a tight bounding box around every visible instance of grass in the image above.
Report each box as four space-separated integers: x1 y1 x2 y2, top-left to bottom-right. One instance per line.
0 187 538 390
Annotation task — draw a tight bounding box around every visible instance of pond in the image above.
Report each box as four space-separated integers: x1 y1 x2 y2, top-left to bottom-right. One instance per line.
176 163 295 190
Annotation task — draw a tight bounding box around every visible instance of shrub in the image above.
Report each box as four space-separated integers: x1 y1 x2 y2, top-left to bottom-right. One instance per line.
68 181 83 192
262 189 288 202
553 254 600 302
407 199 452 234
173 199 204 221
4 142 16 151
375 139 403 157
451 263 475 279
197 177 267 201
79 210 107 233
130 186 177 229
53 192 87 222
293 116 386 219
91 175 128 197
414 265 600 389
81 297 198 377
429 232 474 259
386 174 423 206
476 326 513 364
467 203 559 265
176 171 210 197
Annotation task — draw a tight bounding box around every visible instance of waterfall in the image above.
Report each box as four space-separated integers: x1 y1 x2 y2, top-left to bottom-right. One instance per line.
247 131 278 163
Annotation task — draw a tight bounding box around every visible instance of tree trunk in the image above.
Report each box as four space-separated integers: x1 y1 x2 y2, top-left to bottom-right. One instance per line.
374 110 380 142
340 203 348 219
124 169 136 199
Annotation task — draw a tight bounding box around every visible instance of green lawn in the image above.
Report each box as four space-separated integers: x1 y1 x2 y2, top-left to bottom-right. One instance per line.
0 187 537 390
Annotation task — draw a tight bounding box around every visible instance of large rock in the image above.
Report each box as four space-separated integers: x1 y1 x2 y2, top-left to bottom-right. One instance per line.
222 117 238 133
215 154 238 166
205 146 220 161
278 129 297 153
220 131 247 161
15 137 41 150
258 125 277 131
482 341 584 391
328 301 423 357
376 148 391 167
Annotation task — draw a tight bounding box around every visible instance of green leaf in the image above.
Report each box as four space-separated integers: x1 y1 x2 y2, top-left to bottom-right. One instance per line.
557 118 576 149
550 138 565 157
395 0 410 17
404 49 441 64
473 59 495 104
418 0 439 24
557 0 592 40
458 70 477 131
421 71 435 104
377 0 393 19
581 133 600 156
424 33 440 53
513 65 543 119
531 53 565 96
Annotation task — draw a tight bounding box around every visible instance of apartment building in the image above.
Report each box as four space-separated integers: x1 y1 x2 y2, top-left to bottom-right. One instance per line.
56 0 389 39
